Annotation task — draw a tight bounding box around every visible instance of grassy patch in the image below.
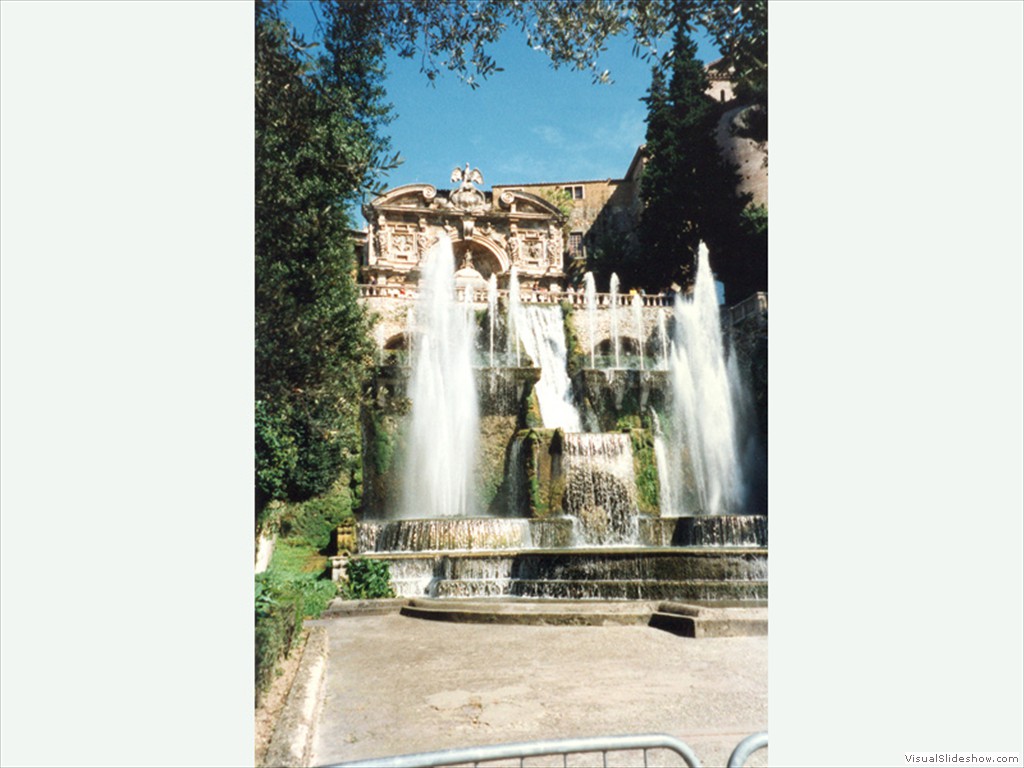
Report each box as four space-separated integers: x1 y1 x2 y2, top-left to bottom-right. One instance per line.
255 491 353 706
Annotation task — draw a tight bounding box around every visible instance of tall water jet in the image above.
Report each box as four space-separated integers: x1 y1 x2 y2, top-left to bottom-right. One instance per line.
609 273 621 369
508 267 521 367
487 273 498 367
515 306 581 431
666 242 745 515
401 233 479 519
631 292 645 370
584 272 597 369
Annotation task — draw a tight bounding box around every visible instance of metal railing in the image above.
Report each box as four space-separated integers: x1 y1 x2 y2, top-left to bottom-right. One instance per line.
324 731 768 768
726 732 768 768
325 733 701 767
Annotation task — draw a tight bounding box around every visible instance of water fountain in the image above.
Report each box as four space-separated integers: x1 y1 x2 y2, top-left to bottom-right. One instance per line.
400 234 479 520
487 273 498 368
508 266 522 368
351 239 766 602
584 271 597 369
609 272 621 369
663 243 745 516
514 305 581 433
632 292 645 370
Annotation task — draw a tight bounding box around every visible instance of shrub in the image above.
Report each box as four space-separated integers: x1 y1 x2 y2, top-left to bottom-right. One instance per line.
277 491 354 550
255 399 298 506
254 566 337 705
287 401 347 500
340 558 395 600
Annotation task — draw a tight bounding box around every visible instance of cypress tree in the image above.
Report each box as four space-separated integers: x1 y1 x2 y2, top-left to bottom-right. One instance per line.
636 6 749 293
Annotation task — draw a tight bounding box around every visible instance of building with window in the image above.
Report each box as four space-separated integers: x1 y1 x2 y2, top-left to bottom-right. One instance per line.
491 146 646 271
359 64 766 292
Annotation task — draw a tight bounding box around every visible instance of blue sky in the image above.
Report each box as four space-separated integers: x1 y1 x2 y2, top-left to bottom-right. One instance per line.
280 2 721 218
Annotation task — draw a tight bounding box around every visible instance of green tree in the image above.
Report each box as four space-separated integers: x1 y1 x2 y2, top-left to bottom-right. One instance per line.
255 0 382 514
633 6 747 291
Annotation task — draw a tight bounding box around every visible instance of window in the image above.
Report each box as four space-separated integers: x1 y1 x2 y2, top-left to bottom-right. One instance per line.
568 231 583 258
563 185 584 200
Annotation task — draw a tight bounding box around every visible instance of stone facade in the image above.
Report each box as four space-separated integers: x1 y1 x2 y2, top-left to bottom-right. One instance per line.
705 58 737 104
361 166 567 291
493 147 647 266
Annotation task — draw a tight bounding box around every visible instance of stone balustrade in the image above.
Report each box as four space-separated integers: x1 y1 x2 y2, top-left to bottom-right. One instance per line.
359 284 765 353
357 284 674 307
724 292 768 324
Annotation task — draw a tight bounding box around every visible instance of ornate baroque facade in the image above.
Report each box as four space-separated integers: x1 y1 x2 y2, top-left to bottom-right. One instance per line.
362 165 567 291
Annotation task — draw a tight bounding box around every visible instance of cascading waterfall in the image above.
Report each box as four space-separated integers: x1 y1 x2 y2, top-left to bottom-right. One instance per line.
508 267 522 367
584 271 597 369
562 433 639 546
650 410 678 517
665 242 746 516
632 292 645 370
487 273 498 367
355 230 766 601
515 306 581 431
401 233 479 519
609 273 621 369
359 518 532 553
507 435 526 517
657 310 669 370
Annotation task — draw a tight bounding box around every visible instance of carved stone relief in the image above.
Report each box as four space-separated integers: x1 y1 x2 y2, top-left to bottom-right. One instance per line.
363 166 567 286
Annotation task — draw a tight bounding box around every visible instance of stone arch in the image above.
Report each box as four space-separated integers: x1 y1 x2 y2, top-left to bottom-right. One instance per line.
452 235 509 278
595 337 642 356
383 333 409 351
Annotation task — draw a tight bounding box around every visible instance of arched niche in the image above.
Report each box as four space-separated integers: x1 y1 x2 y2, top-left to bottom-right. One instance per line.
383 333 409 351
452 235 509 279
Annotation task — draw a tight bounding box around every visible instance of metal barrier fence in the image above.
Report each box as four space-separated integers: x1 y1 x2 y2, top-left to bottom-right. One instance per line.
324 731 767 768
726 732 769 768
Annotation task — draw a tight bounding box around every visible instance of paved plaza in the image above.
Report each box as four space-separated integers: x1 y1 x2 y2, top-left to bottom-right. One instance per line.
310 613 767 767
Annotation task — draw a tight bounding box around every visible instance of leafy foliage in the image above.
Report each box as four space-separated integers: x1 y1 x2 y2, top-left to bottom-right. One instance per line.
256 0 383 512
700 0 767 104
254 557 337 704
633 8 749 292
340 558 395 600
630 429 661 514
299 1 759 90
255 398 298 503
276 489 355 549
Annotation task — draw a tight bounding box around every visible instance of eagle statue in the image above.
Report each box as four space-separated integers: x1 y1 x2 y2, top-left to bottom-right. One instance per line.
449 163 486 211
451 163 483 187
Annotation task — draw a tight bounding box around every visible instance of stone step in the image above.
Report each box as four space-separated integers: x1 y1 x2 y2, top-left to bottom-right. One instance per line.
399 598 653 626
649 601 768 637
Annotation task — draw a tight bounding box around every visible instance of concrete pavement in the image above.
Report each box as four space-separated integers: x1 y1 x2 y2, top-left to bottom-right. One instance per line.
308 611 767 767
